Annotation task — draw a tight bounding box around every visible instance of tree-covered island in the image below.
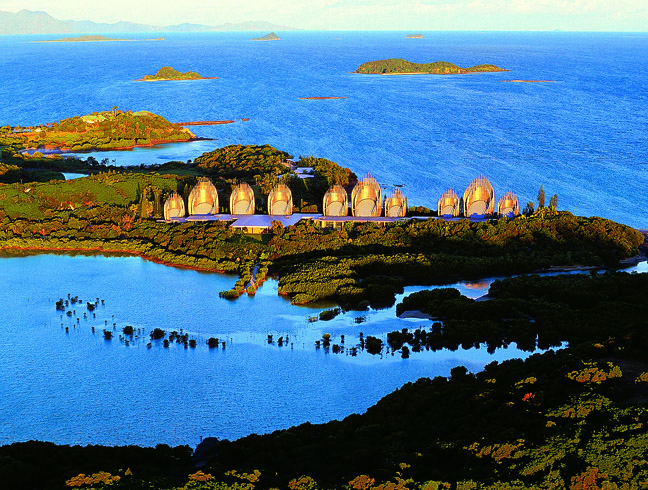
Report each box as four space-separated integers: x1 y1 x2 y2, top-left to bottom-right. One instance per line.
0 109 197 153
138 66 217 81
252 32 281 41
354 58 507 75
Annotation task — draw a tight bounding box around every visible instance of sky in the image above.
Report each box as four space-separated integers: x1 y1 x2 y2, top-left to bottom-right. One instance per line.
1 0 647 31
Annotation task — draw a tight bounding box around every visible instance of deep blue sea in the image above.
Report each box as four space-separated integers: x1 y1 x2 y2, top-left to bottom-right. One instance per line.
0 32 647 448
0 31 646 227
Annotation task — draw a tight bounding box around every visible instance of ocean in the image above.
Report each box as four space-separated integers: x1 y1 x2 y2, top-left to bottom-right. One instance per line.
1 31 646 227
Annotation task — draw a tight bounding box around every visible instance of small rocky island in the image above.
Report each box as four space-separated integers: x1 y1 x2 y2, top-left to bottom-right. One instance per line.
0 109 196 152
138 66 217 82
354 58 507 75
37 35 163 43
252 32 280 41
405 34 424 38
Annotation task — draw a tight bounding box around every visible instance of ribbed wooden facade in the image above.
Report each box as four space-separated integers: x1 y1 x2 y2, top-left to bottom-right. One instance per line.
498 190 519 218
323 185 348 217
462 174 495 217
384 189 407 217
437 189 460 217
268 183 293 215
230 183 255 215
351 174 382 217
188 178 218 215
163 191 186 220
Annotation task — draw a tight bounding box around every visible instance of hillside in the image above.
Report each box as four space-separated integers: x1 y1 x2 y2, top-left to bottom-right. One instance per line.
0 109 196 152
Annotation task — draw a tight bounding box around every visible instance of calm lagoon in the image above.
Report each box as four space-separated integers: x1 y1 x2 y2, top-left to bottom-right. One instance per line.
0 253 557 447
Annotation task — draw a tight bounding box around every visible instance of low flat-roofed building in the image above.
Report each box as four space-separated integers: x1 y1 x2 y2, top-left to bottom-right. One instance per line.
498 190 519 218
188 178 219 215
230 183 255 215
463 174 495 217
438 189 460 217
268 183 293 215
323 184 348 217
351 174 382 217
384 188 407 217
163 191 186 220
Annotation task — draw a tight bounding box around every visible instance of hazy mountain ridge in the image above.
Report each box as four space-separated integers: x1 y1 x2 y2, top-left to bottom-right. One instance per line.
0 9 299 34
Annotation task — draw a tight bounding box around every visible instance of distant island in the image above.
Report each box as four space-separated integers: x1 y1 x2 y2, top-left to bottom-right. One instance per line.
0 9 299 35
252 32 280 41
354 58 508 75
138 66 217 82
36 35 164 43
0 109 197 152
405 33 424 38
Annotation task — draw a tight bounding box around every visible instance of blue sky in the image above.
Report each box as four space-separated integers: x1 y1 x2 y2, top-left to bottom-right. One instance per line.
1 0 647 31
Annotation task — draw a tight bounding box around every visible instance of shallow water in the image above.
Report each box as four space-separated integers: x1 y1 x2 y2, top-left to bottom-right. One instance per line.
0 253 552 447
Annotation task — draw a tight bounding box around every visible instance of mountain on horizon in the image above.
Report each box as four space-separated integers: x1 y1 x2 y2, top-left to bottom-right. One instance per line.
0 9 300 35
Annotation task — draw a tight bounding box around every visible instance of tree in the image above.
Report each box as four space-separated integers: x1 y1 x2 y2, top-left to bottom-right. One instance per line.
537 185 545 208
549 194 558 211
522 201 535 216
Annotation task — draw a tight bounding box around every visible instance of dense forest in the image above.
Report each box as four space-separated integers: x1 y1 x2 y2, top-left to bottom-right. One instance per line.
0 109 195 152
354 59 506 75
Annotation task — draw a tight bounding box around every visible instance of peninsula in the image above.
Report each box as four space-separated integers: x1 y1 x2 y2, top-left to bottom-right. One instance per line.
0 109 196 152
138 66 217 82
354 58 507 75
36 35 163 43
252 32 280 41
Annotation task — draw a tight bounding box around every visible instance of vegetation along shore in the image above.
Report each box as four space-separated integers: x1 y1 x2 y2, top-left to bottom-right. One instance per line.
354 58 508 75
1 131 647 489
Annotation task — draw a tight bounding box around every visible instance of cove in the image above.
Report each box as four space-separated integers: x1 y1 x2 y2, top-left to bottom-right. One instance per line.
0 253 550 448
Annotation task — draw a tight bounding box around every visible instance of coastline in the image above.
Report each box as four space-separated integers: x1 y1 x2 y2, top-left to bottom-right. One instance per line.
135 77 218 82
24 136 209 153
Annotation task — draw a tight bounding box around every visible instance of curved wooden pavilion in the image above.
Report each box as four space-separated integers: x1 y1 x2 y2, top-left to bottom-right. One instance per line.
384 188 407 218
323 185 348 217
351 174 382 217
230 183 255 215
188 178 218 215
462 175 495 217
163 191 186 220
498 190 519 218
268 183 293 215
437 189 460 217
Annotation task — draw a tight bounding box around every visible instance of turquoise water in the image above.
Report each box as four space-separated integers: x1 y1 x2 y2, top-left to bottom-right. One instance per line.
1 31 647 227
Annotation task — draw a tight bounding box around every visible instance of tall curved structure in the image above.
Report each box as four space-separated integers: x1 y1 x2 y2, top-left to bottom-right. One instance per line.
230 183 255 215
323 185 348 217
498 190 519 218
268 183 293 215
188 178 218 215
384 188 407 218
462 175 495 217
437 189 460 217
163 191 186 220
351 174 382 217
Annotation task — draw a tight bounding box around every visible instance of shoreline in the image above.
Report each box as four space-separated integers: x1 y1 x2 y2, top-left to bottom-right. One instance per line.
24 136 210 154
135 77 218 82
